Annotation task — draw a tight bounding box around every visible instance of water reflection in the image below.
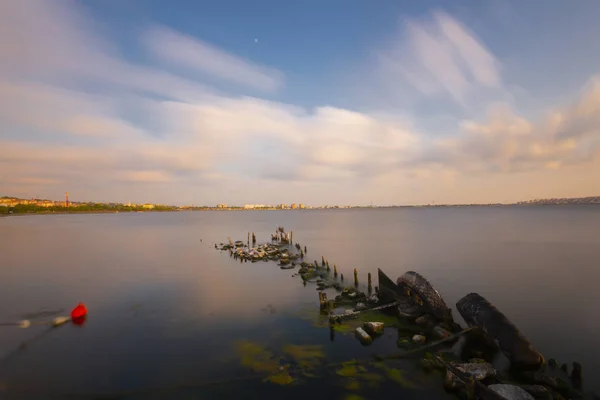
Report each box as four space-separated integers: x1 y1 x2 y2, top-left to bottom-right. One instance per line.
0 207 599 397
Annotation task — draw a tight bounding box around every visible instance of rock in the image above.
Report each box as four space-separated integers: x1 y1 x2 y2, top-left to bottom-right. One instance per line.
367 294 379 303
433 326 451 339
355 327 372 344
412 334 426 344
280 265 295 270
519 385 552 400
344 309 355 315
415 315 435 326
354 302 367 311
444 370 462 390
467 358 487 364
363 322 384 335
453 362 496 380
488 384 535 400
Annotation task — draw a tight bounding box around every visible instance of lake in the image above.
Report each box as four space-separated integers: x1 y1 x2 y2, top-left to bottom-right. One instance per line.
1 207 599 399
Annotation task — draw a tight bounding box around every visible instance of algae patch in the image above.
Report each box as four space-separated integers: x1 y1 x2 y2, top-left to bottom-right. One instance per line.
282 344 325 371
235 340 294 385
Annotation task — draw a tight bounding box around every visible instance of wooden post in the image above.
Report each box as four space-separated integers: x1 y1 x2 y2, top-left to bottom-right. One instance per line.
368 272 372 294
340 273 344 282
290 231 293 244
319 292 328 310
354 268 358 287
334 264 338 278
304 246 307 253
326 261 330 271
321 256 325 267
248 232 250 245
314 260 319 269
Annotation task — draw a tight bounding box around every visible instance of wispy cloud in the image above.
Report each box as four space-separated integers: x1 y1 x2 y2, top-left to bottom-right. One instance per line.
0 1 598 205
144 26 284 92
377 10 501 106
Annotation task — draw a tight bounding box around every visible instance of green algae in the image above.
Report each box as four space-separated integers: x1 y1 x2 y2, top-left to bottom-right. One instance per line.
235 340 280 374
264 370 294 385
343 395 365 400
372 362 415 389
336 361 367 377
235 340 295 386
282 344 325 370
330 311 400 336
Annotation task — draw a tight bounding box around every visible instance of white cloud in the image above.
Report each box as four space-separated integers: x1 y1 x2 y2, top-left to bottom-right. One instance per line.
377 10 501 106
0 1 599 205
144 26 284 92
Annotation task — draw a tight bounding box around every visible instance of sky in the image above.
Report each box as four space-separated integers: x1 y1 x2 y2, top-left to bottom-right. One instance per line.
1 0 600 206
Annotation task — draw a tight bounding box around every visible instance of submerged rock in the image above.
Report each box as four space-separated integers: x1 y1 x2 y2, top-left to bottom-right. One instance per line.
354 302 367 311
433 326 451 339
519 385 552 400
452 362 496 380
412 334 426 344
355 327 372 344
415 315 435 326
488 384 535 400
363 322 384 335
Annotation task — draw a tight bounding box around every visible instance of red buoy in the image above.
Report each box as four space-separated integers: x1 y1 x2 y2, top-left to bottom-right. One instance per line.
71 303 88 320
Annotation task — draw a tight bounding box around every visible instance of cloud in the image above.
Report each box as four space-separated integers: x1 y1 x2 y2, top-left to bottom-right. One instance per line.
377 10 501 106
0 1 598 205
144 26 284 92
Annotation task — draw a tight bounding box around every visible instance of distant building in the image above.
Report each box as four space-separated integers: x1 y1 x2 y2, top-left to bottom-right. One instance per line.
279 204 287 209
299 204 305 209
291 203 297 209
142 204 155 209
217 204 227 209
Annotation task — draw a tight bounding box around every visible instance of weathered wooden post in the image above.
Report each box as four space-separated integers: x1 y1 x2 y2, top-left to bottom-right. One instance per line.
300 250 304 259
248 232 250 245
314 260 319 269
340 273 344 282
304 246 307 253
354 268 358 287
290 231 293 244
334 264 338 278
368 272 372 294
321 256 325 267
326 261 330 272
319 292 328 310
252 232 256 244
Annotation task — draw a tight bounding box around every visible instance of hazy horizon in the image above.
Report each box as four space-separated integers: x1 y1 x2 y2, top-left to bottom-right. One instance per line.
1 0 600 205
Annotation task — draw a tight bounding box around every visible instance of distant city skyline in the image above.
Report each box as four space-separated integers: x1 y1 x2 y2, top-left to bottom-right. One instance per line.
1 1 599 205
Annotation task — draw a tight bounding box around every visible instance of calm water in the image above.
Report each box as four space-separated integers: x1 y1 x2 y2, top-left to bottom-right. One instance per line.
1 207 599 399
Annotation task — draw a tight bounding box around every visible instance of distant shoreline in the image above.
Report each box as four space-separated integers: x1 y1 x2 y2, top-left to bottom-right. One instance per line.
2 203 599 217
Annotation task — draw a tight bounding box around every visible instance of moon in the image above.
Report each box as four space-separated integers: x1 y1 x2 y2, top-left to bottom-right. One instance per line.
254 38 258 43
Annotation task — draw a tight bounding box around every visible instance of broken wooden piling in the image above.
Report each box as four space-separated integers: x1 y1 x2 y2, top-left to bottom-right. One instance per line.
334 265 338 278
354 268 359 287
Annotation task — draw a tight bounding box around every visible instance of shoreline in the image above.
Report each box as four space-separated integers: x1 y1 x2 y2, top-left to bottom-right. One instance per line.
2 203 599 217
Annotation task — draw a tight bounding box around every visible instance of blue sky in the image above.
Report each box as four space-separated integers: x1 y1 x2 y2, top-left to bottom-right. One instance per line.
1 0 599 205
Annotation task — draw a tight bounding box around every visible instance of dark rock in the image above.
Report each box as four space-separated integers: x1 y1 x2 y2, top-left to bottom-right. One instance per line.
433 325 451 339
412 334 426 344
452 362 496 380
488 384 535 400
415 315 435 326
520 385 552 400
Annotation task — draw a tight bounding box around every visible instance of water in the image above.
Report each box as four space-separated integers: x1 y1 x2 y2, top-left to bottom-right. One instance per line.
0 207 599 399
